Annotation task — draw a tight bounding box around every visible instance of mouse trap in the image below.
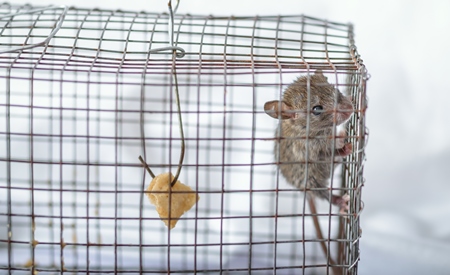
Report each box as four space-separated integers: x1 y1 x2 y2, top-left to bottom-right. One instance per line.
0 1 367 274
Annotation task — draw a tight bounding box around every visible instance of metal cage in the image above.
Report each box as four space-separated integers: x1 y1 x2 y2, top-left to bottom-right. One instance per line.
0 2 368 274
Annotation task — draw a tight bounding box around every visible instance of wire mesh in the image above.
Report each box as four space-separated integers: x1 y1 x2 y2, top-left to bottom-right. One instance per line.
0 2 368 274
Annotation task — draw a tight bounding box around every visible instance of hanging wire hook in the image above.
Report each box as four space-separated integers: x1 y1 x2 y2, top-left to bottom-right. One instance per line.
147 0 185 57
140 0 185 187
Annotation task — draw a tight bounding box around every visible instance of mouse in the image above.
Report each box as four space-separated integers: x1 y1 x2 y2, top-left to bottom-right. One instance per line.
264 70 354 214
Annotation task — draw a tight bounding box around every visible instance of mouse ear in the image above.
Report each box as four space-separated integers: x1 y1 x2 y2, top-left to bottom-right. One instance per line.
264 100 296 120
314 69 328 81
314 69 324 76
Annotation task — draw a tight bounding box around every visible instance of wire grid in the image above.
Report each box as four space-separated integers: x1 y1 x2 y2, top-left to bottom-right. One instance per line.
0 3 368 274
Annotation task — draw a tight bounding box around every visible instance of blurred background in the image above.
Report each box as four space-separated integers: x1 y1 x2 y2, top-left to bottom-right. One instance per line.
3 0 450 274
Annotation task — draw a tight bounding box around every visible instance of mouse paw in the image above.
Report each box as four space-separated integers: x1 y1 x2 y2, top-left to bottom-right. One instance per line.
336 143 352 157
331 194 350 215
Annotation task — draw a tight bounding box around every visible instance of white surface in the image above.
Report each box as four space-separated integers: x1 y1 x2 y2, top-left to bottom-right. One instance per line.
4 0 450 274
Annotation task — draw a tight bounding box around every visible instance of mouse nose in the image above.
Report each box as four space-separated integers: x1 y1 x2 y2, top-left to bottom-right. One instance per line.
344 96 354 112
336 96 354 123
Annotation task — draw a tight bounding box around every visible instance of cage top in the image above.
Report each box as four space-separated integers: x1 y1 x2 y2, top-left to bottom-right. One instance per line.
0 3 365 75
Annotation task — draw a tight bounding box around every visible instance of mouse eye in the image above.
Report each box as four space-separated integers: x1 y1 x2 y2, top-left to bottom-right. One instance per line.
312 105 323 115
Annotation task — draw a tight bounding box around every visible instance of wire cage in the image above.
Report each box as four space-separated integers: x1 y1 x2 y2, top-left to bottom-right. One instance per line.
0 2 368 274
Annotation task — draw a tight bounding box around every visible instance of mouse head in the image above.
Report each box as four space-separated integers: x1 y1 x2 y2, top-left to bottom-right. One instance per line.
264 70 353 129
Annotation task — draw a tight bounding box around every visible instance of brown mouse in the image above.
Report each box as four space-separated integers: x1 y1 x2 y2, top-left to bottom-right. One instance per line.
264 70 354 214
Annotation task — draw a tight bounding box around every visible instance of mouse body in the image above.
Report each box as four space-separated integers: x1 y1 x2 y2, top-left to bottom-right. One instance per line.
264 70 353 213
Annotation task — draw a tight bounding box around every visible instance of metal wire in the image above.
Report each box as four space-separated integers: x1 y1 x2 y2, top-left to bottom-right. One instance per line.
139 0 186 187
0 2 367 274
0 5 68 54
148 0 185 58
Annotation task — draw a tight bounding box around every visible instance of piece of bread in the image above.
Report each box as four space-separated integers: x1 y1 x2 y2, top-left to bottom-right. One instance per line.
146 172 199 229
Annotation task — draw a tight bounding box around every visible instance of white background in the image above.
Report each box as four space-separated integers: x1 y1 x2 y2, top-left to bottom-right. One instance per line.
5 0 450 274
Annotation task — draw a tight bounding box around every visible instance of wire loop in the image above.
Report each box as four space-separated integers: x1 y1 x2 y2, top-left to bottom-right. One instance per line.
146 0 185 57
